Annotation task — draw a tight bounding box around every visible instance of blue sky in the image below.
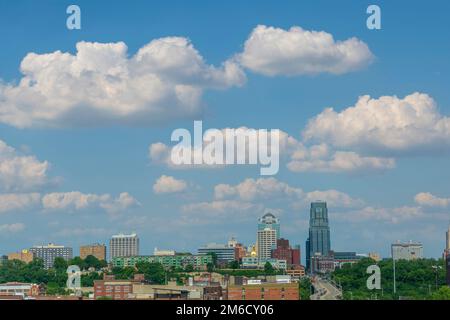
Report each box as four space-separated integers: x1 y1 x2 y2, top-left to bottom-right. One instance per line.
0 0 449 262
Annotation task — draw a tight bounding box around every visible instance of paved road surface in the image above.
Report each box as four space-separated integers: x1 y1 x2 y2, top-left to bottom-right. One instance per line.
311 278 342 300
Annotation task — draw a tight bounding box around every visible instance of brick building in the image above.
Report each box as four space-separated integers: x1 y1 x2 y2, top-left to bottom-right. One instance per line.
8 250 34 264
94 274 144 300
80 244 107 261
227 283 299 300
271 238 301 267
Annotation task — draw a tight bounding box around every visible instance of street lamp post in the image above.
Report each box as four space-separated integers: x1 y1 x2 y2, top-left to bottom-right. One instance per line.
431 265 442 291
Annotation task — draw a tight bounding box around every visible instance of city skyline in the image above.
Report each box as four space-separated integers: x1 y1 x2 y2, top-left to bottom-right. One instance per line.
0 1 450 259
1 207 440 268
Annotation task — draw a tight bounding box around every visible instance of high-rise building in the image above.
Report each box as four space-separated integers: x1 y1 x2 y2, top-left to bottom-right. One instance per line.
271 238 301 267
234 243 246 262
306 201 331 271
227 237 238 248
29 244 73 269
446 225 450 252
110 233 139 260
391 242 423 261
257 228 277 260
8 249 34 264
258 213 280 239
80 244 107 261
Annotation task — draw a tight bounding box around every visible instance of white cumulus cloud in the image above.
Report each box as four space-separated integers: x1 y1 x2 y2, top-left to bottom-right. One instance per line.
0 38 245 128
303 93 450 154
238 25 374 76
42 191 139 215
0 193 41 214
0 140 55 191
153 175 187 194
213 177 363 209
414 192 450 207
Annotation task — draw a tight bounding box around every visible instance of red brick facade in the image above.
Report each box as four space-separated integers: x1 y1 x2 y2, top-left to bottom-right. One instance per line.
227 283 299 300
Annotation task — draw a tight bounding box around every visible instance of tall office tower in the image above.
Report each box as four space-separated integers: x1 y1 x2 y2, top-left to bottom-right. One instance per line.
109 233 139 260
306 201 331 271
29 244 73 269
446 225 450 252
257 228 277 260
258 213 281 239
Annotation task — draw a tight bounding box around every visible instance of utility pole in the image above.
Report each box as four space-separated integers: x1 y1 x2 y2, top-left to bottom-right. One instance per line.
392 245 397 296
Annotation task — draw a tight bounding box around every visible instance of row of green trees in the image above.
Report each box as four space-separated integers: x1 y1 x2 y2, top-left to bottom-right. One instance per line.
331 257 449 300
0 255 108 294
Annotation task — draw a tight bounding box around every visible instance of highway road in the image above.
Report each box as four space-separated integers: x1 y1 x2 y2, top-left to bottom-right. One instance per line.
311 278 342 300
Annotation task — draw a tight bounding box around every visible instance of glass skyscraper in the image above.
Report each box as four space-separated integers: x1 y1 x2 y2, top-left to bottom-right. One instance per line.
306 201 331 271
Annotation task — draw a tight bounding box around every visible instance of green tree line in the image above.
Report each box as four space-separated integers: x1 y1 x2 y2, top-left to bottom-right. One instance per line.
332 257 449 300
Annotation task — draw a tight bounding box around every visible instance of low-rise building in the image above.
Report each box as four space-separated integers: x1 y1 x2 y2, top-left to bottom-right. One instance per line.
0 282 40 298
198 243 236 264
310 254 335 274
93 274 141 300
286 265 305 278
112 254 212 270
227 282 299 300
331 251 364 268
241 257 287 270
154 248 176 256
131 283 203 300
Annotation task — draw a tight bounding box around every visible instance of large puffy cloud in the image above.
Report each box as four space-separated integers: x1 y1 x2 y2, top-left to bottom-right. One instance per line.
303 93 450 154
238 25 373 76
213 177 363 209
42 191 140 215
153 175 187 194
414 192 450 207
0 39 245 128
0 140 54 191
0 193 41 214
